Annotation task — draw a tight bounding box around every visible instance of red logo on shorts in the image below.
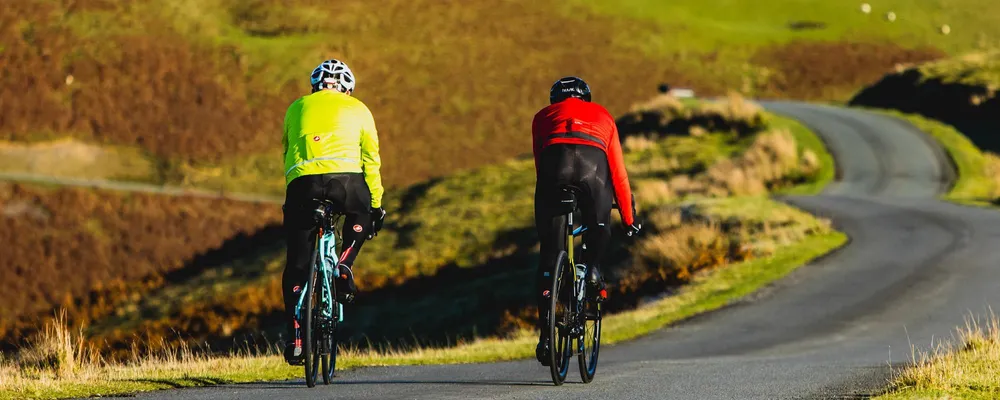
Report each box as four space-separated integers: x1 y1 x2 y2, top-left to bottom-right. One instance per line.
312 136 321 142
353 224 363 232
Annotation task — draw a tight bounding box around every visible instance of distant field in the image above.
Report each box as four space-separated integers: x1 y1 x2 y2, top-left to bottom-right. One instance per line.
577 0 1000 53
1 0 980 190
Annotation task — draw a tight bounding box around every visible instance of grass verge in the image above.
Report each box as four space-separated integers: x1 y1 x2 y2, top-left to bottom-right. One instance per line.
0 220 845 400
874 312 1000 400
770 114 835 196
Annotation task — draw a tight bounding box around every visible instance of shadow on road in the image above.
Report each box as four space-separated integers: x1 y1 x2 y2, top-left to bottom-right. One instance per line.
249 378 552 389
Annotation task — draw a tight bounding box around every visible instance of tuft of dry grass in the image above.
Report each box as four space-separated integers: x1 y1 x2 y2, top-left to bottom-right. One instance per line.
628 126 818 201
619 197 832 292
623 92 768 139
700 92 765 126
876 311 1000 399
703 128 807 196
13 311 90 380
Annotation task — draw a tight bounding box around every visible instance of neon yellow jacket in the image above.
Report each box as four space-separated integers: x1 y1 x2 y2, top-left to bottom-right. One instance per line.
283 90 384 208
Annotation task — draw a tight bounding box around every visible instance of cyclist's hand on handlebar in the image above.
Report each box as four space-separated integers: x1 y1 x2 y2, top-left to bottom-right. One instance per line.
369 207 386 239
625 222 642 237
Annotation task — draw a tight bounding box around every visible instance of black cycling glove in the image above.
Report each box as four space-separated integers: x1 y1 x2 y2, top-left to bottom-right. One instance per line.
625 194 642 237
369 207 386 239
626 222 643 237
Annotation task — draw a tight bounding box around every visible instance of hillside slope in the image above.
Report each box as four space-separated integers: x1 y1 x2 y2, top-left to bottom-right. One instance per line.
1 0 978 192
851 51 1000 151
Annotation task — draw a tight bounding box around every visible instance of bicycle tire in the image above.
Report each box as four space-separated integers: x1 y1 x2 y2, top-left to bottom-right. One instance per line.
321 330 337 384
303 243 320 388
321 283 338 384
578 299 602 383
320 335 332 384
548 250 572 385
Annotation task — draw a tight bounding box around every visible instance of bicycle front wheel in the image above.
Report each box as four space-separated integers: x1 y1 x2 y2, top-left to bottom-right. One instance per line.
319 332 333 384
548 250 572 385
303 245 320 388
578 298 602 383
321 293 338 384
321 333 337 384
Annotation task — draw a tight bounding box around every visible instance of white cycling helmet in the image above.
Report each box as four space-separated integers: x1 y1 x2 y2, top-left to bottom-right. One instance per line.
310 59 355 93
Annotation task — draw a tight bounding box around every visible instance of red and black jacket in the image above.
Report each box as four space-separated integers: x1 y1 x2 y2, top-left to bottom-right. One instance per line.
531 98 635 226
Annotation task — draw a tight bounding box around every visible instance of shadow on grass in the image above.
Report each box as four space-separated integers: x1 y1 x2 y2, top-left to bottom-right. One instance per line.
615 111 761 140
129 376 232 388
850 70 1000 153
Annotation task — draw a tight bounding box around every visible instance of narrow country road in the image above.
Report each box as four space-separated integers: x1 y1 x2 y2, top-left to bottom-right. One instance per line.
108 103 1000 399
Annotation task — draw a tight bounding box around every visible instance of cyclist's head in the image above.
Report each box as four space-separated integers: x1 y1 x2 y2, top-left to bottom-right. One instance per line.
310 59 356 94
549 76 591 104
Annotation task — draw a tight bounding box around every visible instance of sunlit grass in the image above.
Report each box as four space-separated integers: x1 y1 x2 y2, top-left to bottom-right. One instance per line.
874 311 1000 400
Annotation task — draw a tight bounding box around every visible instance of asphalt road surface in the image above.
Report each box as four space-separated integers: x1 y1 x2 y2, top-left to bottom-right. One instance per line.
112 103 1000 399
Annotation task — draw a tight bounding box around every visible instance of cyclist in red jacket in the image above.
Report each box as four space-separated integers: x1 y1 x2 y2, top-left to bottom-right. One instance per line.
532 76 642 365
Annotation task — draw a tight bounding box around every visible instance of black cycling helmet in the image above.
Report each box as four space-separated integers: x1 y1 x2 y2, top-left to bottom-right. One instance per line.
549 76 591 104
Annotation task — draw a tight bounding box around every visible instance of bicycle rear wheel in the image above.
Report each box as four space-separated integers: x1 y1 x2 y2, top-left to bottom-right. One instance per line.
548 250 572 385
303 246 320 388
578 298 602 383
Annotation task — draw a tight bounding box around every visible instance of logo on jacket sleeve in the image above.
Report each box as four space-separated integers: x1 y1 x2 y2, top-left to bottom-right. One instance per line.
353 224 363 233
312 135 321 142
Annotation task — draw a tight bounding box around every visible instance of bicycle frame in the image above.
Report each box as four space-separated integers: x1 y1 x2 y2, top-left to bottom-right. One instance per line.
295 225 344 326
564 213 591 327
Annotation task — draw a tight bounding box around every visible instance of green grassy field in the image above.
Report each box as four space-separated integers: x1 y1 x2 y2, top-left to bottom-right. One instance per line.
577 0 1000 52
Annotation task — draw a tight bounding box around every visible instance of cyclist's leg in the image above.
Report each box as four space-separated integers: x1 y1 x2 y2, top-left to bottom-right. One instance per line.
575 146 613 296
534 187 564 329
281 175 323 362
581 200 611 297
534 146 575 364
327 173 372 302
534 185 563 364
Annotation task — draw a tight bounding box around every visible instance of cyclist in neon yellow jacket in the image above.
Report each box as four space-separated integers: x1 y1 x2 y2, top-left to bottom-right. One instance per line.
282 59 386 365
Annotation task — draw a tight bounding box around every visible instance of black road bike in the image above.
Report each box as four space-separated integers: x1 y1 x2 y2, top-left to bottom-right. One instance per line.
546 188 608 385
